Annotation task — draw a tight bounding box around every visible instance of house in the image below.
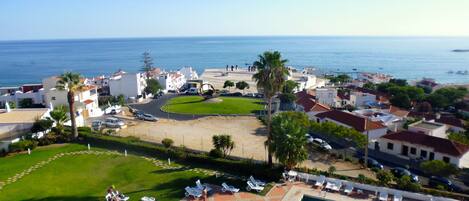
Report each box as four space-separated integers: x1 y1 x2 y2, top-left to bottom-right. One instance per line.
43 76 102 118
387 106 410 118
378 131 469 168
358 72 392 84
0 108 50 151
0 86 20 95
109 72 147 101
353 109 405 132
0 84 45 107
315 88 339 107
424 114 466 133
315 110 388 143
349 91 376 108
156 71 186 92
408 120 447 139
295 91 330 120
415 78 438 90
87 75 110 95
180 66 199 80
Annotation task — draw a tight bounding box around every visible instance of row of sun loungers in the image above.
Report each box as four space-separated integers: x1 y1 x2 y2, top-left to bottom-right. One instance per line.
246 176 266 192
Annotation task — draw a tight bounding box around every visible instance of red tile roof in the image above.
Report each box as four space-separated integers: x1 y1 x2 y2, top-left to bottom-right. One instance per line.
295 91 315 100
296 97 330 112
315 110 386 132
423 114 466 128
83 99 94 105
382 131 469 157
388 106 410 117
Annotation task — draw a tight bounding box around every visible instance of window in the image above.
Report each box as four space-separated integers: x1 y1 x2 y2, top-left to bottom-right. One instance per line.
420 150 427 158
387 143 394 150
410 147 416 155
443 156 450 163
51 97 56 100
429 152 435 160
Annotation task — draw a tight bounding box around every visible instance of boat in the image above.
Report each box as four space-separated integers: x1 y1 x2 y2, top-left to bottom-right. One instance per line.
452 49 469 52
447 70 454 74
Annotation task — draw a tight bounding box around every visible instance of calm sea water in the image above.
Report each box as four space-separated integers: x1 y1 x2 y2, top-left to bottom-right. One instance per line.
0 36 468 86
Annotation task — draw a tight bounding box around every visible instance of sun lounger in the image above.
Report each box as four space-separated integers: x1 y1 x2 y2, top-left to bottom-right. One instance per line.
196 179 212 192
246 181 264 192
343 183 354 195
185 186 203 198
332 181 342 191
105 193 112 201
325 181 335 190
222 182 240 193
249 176 266 186
393 193 402 201
314 175 326 187
140 196 156 201
379 191 388 201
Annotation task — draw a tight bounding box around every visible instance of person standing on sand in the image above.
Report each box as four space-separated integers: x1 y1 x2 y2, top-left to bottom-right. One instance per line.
226 65 228 71
235 65 238 70
231 65 234 71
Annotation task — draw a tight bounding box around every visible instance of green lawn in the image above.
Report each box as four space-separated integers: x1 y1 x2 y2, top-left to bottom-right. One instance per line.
0 144 223 201
161 96 264 115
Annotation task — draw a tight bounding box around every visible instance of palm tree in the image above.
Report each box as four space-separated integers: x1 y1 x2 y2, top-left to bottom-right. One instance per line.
49 106 69 135
252 51 289 166
56 72 84 138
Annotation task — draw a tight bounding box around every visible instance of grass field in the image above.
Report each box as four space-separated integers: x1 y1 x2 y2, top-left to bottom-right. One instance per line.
0 144 220 201
161 96 264 115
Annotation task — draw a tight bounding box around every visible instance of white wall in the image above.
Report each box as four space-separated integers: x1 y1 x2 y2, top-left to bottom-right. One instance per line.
408 122 447 139
350 92 376 108
315 88 337 107
109 73 145 98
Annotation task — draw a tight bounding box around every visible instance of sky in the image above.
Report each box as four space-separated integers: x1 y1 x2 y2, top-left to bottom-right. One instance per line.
1 0 469 40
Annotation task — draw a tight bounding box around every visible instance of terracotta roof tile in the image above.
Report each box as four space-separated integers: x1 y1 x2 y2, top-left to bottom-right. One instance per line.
296 97 330 112
382 131 469 156
315 110 386 132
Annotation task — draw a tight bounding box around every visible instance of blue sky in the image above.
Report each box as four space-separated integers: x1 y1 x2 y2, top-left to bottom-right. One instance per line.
1 0 469 40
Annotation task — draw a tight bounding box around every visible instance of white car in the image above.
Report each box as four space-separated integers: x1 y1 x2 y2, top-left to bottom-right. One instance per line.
305 134 315 143
104 117 125 128
310 137 332 150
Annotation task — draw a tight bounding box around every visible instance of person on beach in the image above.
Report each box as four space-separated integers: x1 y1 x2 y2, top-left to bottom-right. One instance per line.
231 65 234 71
226 65 228 71
248 65 251 71
235 65 238 70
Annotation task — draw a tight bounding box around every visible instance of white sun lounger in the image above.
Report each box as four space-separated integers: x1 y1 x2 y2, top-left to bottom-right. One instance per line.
314 175 326 187
332 181 342 191
105 193 112 201
222 182 240 193
196 179 212 192
249 176 266 186
379 191 388 201
246 181 264 192
325 181 335 190
393 193 403 201
185 186 202 198
343 183 354 195
140 196 156 201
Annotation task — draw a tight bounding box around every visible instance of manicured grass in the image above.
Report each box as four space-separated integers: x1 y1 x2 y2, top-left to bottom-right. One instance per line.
0 145 219 201
161 96 264 115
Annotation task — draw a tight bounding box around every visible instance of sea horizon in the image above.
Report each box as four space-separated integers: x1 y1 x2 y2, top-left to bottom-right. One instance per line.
1 36 469 86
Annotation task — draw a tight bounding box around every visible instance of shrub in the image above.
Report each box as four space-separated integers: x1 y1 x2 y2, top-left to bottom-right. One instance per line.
420 160 459 177
212 135 235 158
162 138 174 148
376 170 394 186
9 140 38 152
328 166 336 175
396 175 421 192
357 174 366 183
167 147 186 160
209 148 223 158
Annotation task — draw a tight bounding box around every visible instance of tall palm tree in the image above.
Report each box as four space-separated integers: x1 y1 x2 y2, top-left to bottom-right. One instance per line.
56 72 84 138
252 51 289 166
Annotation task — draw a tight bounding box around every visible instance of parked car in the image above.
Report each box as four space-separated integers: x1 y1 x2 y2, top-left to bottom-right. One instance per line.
133 110 145 117
305 134 314 143
104 117 125 128
390 167 419 183
305 134 332 150
185 88 199 95
91 120 103 131
359 157 384 170
243 93 256 98
137 113 159 122
429 176 463 192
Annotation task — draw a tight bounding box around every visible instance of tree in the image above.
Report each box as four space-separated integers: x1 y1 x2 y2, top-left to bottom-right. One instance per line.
390 93 411 109
310 121 367 148
363 82 376 91
416 101 432 113
19 98 34 108
448 132 469 145
49 106 69 135
427 87 468 109
223 80 235 91
56 72 84 138
376 170 394 186
144 79 162 95
420 160 459 177
162 138 174 148
271 112 309 169
395 175 421 191
141 51 154 74
389 79 408 86
212 134 235 158
328 74 351 84
282 80 299 94
31 118 54 134
116 94 126 106
235 81 250 93
252 51 289 166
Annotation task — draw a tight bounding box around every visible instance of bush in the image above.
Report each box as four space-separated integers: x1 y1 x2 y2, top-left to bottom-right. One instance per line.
357 174 366 183
328 166 336 175
396 175 421 192
376 170 394 186
9 140 38 152
167 147 186 160
209 148 223 158
162 138 174 148
420 160 459 177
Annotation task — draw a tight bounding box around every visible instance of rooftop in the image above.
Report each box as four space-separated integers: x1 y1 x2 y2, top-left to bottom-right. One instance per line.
0 108 49 124
409 121 445 130
382 131 469 156
315 110 387 132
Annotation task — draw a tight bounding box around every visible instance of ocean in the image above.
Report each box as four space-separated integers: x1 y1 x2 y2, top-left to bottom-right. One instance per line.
0 36 468 86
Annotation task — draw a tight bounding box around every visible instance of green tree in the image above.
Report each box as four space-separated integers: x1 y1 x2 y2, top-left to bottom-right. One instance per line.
31 118 54 133
363 82 376 91
235 81 250 93
328 74 351 84
427 87 468 109
116 94 126 105
395 175 421 191
420 160 459 177
448 132 469 145
271 112 309 169
389 79 408 86
376 170 394 186
390 93 411 109
310 121 367 148
212 134 235 158
282 80 299 94
49 106 69 135
144 79 162 95
19 98 34 108
162 138 174 148
223 80 235 91
141 51 154 74
252 51 290 166
56 72 84 138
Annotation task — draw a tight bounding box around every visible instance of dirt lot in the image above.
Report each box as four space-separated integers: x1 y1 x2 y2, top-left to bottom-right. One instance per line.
117 116 375 178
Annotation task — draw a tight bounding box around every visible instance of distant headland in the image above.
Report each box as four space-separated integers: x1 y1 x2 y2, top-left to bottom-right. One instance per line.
452 49 469 52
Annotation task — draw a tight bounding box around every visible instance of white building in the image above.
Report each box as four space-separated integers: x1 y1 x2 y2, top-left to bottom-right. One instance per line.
156 71 186 92
315 88 339 107
43 77 102 118
358 72 392 84
353 108 405 132
315 110 388 146
378 131 469 168
109 72 147 101
408 120 447 139
349 92 376 108
180 67 199 80
0 89 45 107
